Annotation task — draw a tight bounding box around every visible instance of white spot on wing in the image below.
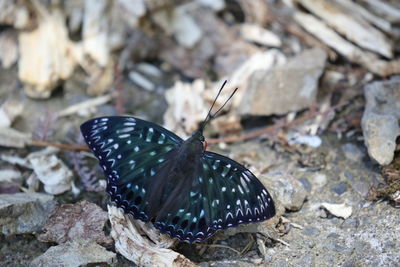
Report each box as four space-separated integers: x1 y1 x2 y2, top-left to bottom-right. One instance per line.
199 209 205 217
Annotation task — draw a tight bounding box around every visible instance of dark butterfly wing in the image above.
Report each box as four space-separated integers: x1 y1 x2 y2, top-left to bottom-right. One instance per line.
153 151 275 242
80 116 183 221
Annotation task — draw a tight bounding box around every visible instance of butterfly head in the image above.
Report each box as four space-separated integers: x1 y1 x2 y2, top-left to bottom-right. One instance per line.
186 131 206 152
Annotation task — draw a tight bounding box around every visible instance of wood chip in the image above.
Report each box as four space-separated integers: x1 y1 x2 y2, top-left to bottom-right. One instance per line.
0 100 23 128
360 0 400 23
57 94 113 117
0 127 32 148
28 147 74 195
299 0 393 58
108 205 196 267
0 30 18 68
240 23 282 47
294 12 400 76
18 1 77 98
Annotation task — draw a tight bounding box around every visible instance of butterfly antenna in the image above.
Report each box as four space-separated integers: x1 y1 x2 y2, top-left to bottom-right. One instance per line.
210 87 238 118
199 80 237 132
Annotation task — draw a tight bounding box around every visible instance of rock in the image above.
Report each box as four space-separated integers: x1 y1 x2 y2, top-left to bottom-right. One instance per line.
310 172 327 188
260 171 308 211
331 181 347 195
302 226 320 237
0 193 56 235
298 178 312 192
294 252 315 267
320 203 352 219
341 143 365 162
361 76 400 165
38 201 112 245
238 48 327 116
29 239 116 267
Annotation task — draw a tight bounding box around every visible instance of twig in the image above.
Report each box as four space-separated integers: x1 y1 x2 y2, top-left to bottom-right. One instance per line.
30 140 90 151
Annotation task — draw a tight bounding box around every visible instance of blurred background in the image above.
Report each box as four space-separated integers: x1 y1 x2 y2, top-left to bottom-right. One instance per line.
0 0 400 266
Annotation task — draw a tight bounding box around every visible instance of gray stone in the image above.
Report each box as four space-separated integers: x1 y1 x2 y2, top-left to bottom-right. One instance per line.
340 218 359 230
341 143 364 162
294 252 314 267
298 178 312 192
361 76 400 165
323 242 353 254
302 226 320 237
238 48 327 116
0 193 56 235
331 181 347 195
260 171 308 211
272 259 290 267
30 239 116 267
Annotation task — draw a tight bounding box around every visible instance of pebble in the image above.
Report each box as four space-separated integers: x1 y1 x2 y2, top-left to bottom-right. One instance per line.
0 193 56 235
298 178 312 192
30 239 116 267
341 143 364 162
331 181 347 195
311 173 327 187
302 226 320 237
260 171 308 211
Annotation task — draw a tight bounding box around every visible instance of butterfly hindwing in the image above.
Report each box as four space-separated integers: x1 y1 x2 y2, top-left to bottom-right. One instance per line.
80 116 183 221
153 151 276 242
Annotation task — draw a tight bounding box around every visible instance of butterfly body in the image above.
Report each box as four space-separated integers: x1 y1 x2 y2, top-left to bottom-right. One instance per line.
81 116 275 242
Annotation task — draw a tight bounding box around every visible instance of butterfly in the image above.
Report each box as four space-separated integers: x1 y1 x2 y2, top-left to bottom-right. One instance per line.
80 81 275 242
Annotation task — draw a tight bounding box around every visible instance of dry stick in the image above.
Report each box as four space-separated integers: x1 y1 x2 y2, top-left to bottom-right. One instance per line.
30 139 90 151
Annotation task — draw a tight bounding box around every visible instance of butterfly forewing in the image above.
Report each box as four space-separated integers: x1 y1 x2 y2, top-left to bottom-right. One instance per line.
153 151 275 242
80 116 182 220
